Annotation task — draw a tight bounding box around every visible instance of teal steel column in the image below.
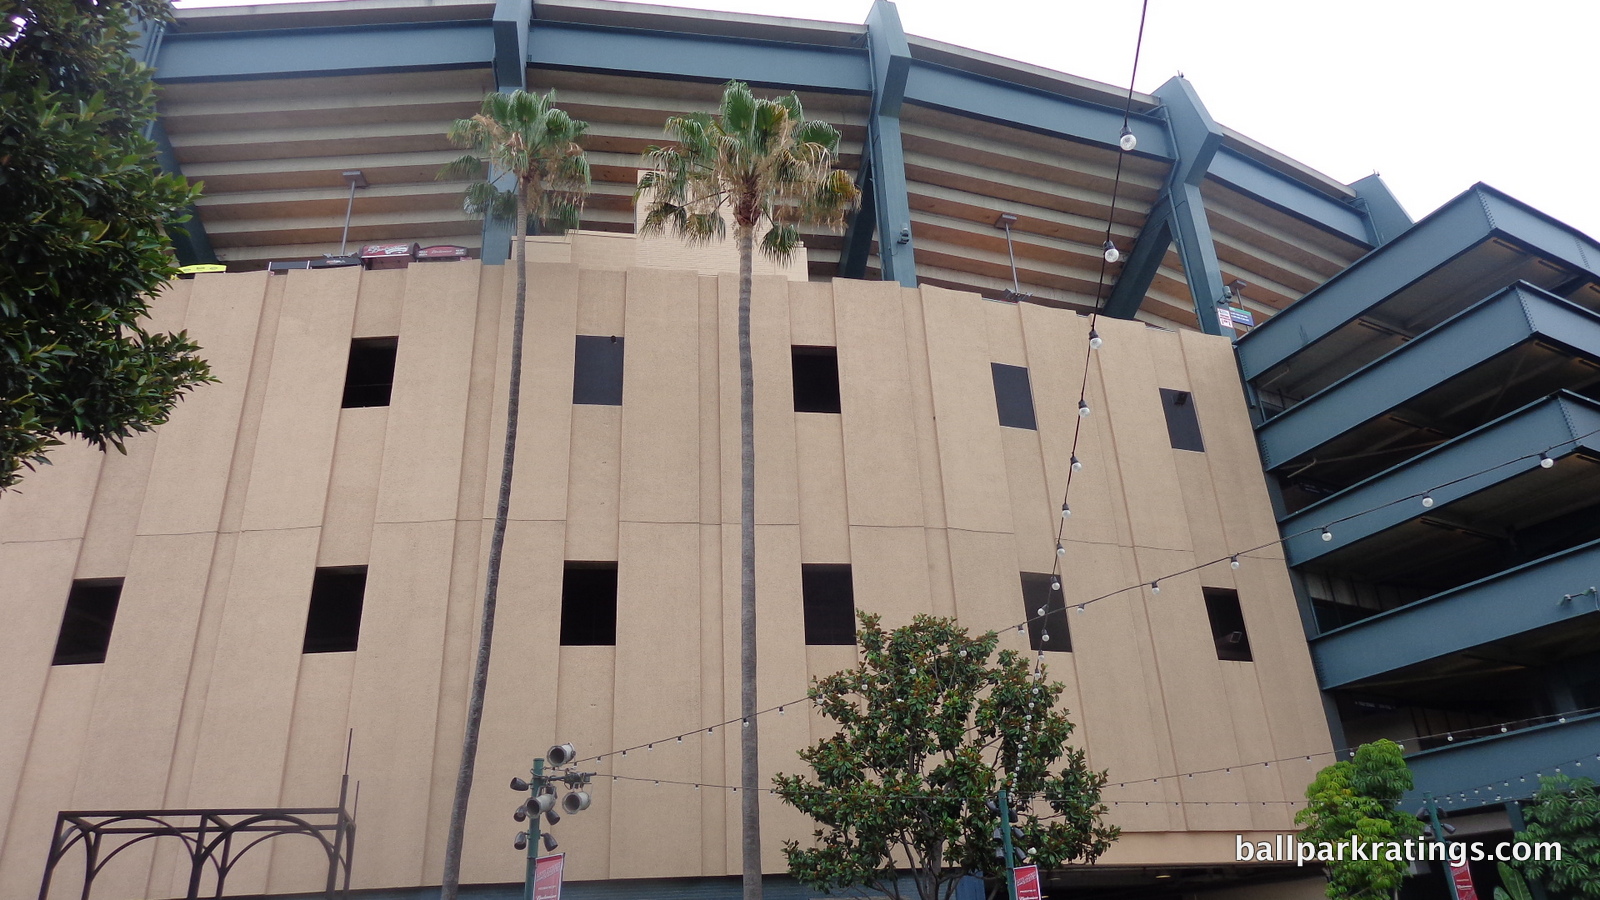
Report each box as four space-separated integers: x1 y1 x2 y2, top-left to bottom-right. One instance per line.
1349 172 1413 246
480 0 532 265
861 0 916 287
1103 75 1225 334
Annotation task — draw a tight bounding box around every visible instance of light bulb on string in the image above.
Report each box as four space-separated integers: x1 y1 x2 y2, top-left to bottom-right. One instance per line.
1088 330 1102 351
1119 126 1137 152
1056 542 1066 557
1061 502 1071 519
1041 631 1050 643
1077 604 1085 614
1422 493 1434 508
1102 241 1120 264
1540 452 1555 468
1051 578 1061 591
1321 527 1333 542
1230 555 1240 569
1070 454 1083 471
1150 580 1160 594
1078 400 1091 418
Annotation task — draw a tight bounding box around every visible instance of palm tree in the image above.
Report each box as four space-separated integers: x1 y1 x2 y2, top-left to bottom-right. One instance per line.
637 81 858 900
437 89 589 900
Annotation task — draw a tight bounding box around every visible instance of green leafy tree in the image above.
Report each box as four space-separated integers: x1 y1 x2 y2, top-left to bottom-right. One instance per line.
1516 774 1600 899
436 89 589 900
1 0 212 491
1294 740 1425 900
637 80 858 900
774 614 1118 900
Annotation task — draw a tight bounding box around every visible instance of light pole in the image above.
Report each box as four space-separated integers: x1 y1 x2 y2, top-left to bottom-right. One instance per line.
510 743 594 900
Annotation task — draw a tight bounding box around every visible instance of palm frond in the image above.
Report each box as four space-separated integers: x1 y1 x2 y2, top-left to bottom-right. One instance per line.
442 89 591 230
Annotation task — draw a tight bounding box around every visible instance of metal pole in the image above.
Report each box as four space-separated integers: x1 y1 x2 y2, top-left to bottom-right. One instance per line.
1424 793 1461 900
523 759 544 900
997 789 1018 900
338 178 357 257
1002 224 1019 293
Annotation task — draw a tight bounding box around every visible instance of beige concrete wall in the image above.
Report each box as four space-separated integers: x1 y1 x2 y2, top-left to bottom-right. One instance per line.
0 258 1330 900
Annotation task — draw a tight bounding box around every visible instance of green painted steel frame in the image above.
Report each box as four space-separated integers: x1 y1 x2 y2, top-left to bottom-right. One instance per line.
1403 711 1600 812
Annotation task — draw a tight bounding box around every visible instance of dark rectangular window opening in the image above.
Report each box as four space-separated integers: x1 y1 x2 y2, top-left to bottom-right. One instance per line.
1203 587 1253 662
1159 388 1205 451
304 567 367 653
342 337 398 408
802 564 856 645
792 346 842 414
573 335 625 406
560 562 618 646
1021 572 1070 652
52 578 123 665
992 363 1038 430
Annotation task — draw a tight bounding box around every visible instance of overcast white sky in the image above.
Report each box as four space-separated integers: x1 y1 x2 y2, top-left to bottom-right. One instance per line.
176 0 1600 240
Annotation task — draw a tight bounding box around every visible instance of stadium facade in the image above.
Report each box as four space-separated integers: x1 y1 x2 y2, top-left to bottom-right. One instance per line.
2 0 1595 898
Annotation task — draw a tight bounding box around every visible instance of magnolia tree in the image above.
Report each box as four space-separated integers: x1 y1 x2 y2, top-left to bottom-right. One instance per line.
774 614 1118 900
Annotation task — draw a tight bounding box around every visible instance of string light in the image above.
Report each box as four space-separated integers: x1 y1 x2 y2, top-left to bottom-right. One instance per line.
1057 542 1066 557
1320 527 1332 542
1061 502 1072 519
1118 126 1136 152
1051 578 1061 591
1088 330 1103 351
1230 555 1240 569
1078 400 1091 418
1102 241 1120 264
1422 492 1434 508
1071 454 1083 471
1540 452 1555 468
1150 580 1160 594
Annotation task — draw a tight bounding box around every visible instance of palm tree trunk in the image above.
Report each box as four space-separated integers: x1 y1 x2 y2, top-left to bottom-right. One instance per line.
441 188 529 900
737 224 762 900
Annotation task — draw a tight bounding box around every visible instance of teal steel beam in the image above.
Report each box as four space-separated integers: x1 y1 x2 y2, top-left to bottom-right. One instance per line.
156 21 495 82
1313 537 1600 690
1207 147 1369 245
1103 76 1229 330
525 22 870 93
1402 711 1600 811
1281 392 1600 566
1256 283 1600 471
1348 172 1412 246
861 0 915 286
902 63 1170 157
1238 184 1600 382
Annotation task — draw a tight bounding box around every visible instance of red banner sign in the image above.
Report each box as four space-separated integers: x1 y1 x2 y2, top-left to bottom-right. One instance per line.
1013 864 1041 900
534 853 564 900
1449 860 1479 900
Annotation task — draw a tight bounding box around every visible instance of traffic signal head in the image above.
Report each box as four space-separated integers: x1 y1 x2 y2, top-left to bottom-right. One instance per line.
547 743 577 766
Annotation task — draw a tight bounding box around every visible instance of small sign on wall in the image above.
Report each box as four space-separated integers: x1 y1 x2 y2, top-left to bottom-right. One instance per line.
1014 865 1041 900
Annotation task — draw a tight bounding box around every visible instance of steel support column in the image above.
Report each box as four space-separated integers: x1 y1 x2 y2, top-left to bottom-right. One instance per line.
150 119 217 266
860 0 915 287
1349 172 1412 246
479 0 532 265
1103 76 1225 334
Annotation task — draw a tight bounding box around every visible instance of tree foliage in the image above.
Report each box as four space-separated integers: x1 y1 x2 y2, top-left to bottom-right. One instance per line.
1493 862 1533 900
636 80 859 257
439 89 589 233
1516 774 1600 899
1294 739 1425 900
775 614 1118 900
1 0 212 490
